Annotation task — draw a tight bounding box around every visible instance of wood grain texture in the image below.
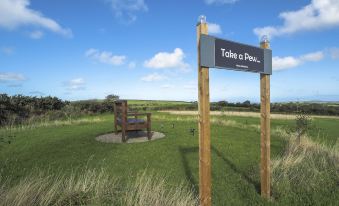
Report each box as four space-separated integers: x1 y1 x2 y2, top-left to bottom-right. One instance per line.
260 41 271 199
197 22 211 206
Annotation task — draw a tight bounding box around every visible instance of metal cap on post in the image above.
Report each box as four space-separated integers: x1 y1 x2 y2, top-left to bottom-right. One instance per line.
197 15 207 26
260 35 270 49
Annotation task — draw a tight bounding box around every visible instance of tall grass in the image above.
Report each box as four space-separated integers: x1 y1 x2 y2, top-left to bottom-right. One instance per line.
0 169 197 206
155 115 260 131
161 110 339 120
271 132 339 204
123 172 197 206
0 117 104 132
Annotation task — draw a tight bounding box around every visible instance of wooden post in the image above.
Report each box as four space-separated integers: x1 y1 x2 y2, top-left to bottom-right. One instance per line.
197 16 211 206
260 39 271 199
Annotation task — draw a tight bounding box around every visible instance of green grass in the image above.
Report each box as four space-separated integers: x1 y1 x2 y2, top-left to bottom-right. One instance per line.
0 112 338 205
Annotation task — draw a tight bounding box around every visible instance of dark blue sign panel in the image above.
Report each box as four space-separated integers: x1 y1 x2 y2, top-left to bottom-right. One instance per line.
200 34 272 74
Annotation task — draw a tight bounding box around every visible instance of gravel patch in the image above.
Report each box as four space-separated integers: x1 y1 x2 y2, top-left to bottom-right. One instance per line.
96 131 165 144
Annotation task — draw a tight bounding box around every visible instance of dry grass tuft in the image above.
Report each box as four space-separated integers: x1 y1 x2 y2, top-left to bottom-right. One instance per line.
0 169 197 206
1 117 104 132
271 132 339 202
123 171 197 206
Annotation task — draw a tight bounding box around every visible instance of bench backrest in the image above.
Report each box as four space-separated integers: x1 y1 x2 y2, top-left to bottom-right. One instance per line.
114 100 128 123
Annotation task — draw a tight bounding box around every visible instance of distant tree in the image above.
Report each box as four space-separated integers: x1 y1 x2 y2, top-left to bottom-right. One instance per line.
242 100 251 107
217 100 228 107
105 94 119 102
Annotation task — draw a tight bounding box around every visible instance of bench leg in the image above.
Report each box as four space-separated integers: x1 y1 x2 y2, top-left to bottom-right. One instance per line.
147 120 151 140
147 128 151 140
122 128 127 143
114 124 118 134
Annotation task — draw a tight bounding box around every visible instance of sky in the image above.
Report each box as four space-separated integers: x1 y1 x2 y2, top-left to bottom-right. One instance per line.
0 0 339 102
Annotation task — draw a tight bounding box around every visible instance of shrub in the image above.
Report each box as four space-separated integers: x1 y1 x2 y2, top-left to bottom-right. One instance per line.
0 94 68 126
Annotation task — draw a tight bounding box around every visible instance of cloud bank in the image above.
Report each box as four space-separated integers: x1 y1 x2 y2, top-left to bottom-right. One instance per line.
254 0 339 39
0 0 72 38
144 48 191 72
106 0 148 23
64 78 86 91
85 49 126 66
273 51 324 71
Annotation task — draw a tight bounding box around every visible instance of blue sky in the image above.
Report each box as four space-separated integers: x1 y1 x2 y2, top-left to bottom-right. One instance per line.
0 0 339 102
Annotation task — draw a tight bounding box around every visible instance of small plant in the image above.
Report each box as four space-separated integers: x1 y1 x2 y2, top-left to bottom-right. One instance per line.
189 128 196 136
295 111 311 143
0 130 13 147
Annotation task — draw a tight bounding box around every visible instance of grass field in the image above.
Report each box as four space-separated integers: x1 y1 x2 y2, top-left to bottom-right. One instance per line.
0 111 338 205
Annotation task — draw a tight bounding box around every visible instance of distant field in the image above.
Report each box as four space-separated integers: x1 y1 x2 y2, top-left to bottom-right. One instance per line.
161 110 339 120
69 99 339 116
127 99 191 105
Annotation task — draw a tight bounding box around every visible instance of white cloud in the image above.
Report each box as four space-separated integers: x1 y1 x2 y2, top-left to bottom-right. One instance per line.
144 48 191 72
1 47 14 55
208 23 222 34
329 47 339 59
300 51 324 62
106 0 148 23
0 72 26 82
254 0 339 39
141 73 167 82
29 30 44 39
273 51 324 71
205 0 239 5
64 78 86 91
85 49 126 66
273 56 302 71
0 0 72 37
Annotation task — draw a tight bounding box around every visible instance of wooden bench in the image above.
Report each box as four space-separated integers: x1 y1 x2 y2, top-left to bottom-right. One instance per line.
114 100 151 142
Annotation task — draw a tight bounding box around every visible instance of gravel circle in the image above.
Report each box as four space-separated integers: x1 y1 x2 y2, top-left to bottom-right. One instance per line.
95 131 165 144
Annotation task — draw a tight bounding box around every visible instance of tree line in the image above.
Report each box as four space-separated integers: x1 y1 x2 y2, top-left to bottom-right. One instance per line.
0 94 119 126
1 94 338 126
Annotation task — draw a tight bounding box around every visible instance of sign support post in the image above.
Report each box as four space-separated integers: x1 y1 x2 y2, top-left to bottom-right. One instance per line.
260 37 271 199
197 15 272 203
197 16 211 206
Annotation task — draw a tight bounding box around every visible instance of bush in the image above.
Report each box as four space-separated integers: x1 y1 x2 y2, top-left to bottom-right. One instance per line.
0 94 68 126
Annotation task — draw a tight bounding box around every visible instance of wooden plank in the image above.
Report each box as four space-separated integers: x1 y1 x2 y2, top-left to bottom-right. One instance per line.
197 21 211 206
260 40 271 199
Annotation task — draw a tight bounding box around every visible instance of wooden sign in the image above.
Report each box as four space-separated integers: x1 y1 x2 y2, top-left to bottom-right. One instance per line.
197 15 272 206
200 34 272 74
